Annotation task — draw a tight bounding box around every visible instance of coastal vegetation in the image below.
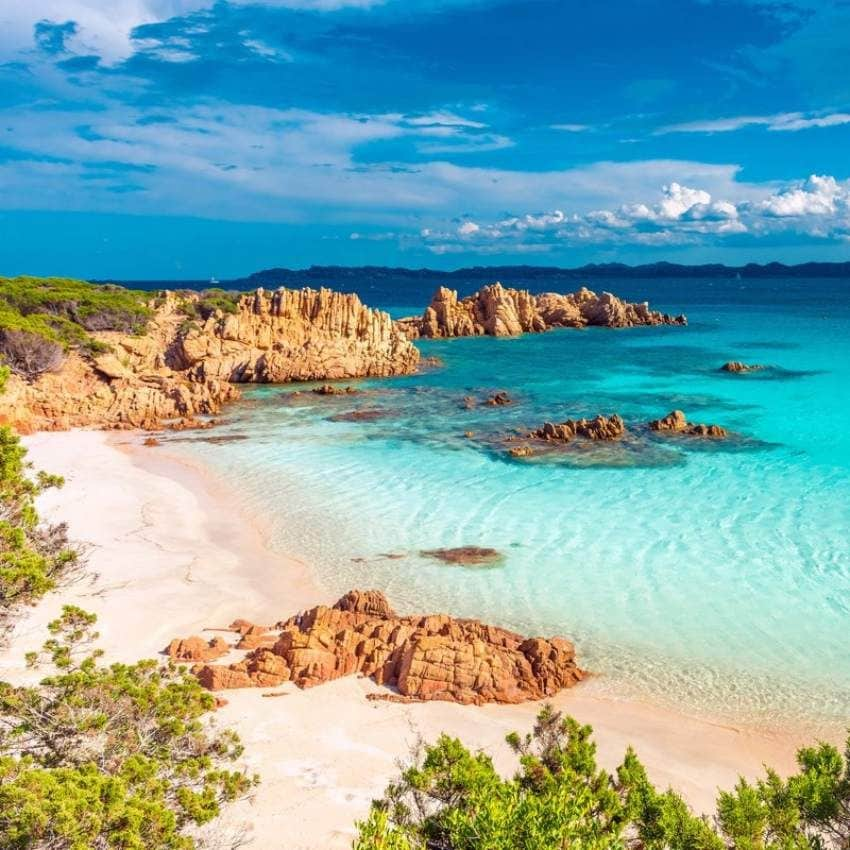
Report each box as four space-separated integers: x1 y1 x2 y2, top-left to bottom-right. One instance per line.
0 606 254 849
355 705 850 850
0 366 78 620
0 277 151 379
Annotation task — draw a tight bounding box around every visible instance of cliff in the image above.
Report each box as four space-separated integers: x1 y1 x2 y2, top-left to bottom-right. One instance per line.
177 287 419 382
0 285 419 432
398 283 686 338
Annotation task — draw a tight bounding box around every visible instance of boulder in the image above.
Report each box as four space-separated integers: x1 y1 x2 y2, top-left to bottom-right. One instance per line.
648 410 728 438
721 361 766 373
166 635 229 662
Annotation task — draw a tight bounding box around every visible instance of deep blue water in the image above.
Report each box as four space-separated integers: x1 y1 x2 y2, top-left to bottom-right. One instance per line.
165 276 850 731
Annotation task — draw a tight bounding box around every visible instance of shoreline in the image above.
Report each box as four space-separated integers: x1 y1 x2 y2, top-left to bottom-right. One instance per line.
0 429 833 849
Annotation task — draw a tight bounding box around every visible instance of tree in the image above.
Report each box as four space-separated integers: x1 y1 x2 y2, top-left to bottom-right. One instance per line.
354 705 850 850
0 606 255 849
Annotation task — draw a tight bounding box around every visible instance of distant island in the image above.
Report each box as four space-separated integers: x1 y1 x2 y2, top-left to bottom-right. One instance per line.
106 260 850 291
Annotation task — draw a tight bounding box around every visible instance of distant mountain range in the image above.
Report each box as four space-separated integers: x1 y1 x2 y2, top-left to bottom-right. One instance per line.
232 261 850 287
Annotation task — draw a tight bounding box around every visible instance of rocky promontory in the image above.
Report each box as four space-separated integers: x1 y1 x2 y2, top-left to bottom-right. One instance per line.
398 283 687 339
174 589 585 705
0 284 419 432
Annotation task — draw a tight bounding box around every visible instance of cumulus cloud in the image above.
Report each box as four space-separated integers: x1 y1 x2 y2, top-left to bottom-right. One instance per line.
418 173 850 254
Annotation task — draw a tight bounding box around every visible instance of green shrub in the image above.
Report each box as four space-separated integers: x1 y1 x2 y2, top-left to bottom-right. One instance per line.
0 606 255 849
0 423 77 616
355 705 850 850
0 277 152 379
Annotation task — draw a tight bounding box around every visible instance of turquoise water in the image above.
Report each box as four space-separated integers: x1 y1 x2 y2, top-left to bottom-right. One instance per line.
166 277 850 732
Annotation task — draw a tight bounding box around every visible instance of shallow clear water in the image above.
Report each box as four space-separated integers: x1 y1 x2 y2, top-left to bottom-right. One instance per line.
166 276 850 732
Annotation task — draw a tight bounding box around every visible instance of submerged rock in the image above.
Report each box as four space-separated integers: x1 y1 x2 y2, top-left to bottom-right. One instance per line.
188 589 585 704
313 384 359 395
530 414 626 442
648 410 728 438
400 283 686 339
485 390 513 406
420 546 504 566
721 361 766 374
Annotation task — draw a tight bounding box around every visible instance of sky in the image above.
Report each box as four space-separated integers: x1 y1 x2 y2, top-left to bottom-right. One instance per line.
1 0 850 278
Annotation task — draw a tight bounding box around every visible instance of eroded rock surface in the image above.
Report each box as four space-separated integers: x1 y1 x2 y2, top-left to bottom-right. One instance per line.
1 287 419 432
648 410 728 438
178 287 419 383
166 635 229 662
399 283 686 339
189 589 585 705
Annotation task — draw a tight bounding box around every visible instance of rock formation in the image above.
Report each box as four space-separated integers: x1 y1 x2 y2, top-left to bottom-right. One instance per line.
530 414 626 442
188 590 585 705
399 283 686 339
0 287 419 432
177 287 419 383
166 635 230 662
648 410 728 438
420 547 504 566
720 361 766 373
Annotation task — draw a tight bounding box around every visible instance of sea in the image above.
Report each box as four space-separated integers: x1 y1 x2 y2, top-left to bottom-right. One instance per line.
157 274 850 733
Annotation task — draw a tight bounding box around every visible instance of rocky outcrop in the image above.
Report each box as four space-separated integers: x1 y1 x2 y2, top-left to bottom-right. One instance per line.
0 287 419 432
399 283 686 339
177 288 419 383
189 589 585 705
721 361 766 373
648 410 728 438
530 414 626 442
0 294 238 433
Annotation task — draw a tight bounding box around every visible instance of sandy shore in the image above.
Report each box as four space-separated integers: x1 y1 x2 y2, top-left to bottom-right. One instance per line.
0 430 817 850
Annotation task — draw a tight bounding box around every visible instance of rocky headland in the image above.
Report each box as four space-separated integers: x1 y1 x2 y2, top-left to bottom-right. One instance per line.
0 285 419 432
173 589 585 705
398 283 687 338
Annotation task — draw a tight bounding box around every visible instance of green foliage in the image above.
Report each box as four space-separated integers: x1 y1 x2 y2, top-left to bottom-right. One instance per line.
176 289 241 324
0 277 151 378
0 607 255 849
0 423 77 614
355 705 850 850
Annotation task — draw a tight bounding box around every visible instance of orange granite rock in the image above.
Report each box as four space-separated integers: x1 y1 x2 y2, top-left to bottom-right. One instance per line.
530 414 626 442
399 283 686 339
648 410 728 438
166 635 230 662
0 287 419 433
185 590 585 704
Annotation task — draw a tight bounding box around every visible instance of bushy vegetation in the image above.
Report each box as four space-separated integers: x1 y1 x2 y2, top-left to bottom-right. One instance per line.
177 289 241 323
0 277 151 379
0 378 78 618
355 705 850 850
0 606 255 849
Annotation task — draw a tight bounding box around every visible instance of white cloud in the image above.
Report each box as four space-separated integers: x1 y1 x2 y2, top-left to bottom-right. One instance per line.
550 123 590 132
659 110 850 134
417 172 850 253
758 174 848 217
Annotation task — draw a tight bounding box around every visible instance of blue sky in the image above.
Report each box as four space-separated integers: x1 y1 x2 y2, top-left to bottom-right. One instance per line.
1 0 850 278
